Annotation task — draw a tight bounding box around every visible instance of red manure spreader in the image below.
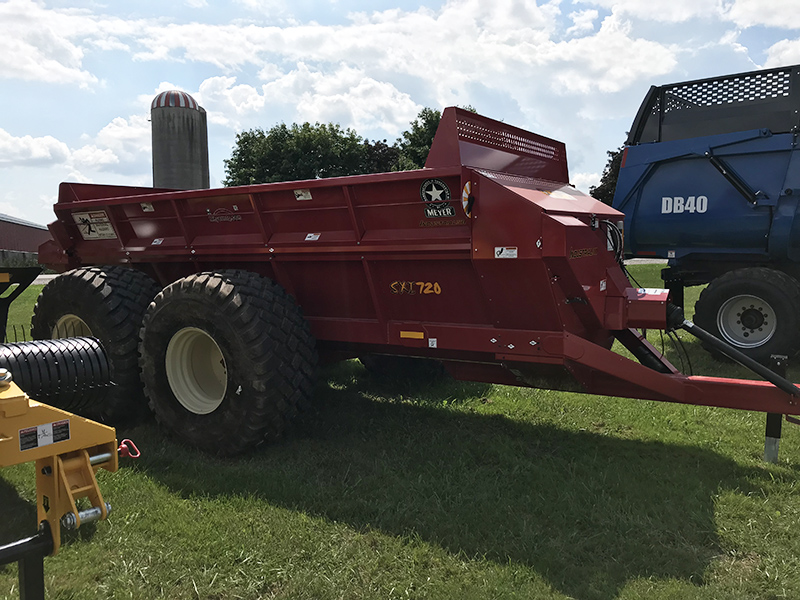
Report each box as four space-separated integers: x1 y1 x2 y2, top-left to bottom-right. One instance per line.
33 107 800 455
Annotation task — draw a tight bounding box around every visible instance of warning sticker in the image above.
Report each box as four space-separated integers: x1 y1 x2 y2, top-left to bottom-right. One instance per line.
494 247 518 258
19 420 70 452
73 211 118 240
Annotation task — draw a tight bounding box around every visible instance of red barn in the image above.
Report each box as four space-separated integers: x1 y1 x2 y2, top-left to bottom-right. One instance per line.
0 214 52 266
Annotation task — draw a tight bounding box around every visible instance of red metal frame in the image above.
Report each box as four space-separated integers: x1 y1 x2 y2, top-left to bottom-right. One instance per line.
38 107 800 416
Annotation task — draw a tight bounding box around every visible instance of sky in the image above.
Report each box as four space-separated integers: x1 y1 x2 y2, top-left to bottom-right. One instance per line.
2 0 800 227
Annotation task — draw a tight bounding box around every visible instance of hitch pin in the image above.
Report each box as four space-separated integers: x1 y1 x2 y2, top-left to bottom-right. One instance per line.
61 503 112 530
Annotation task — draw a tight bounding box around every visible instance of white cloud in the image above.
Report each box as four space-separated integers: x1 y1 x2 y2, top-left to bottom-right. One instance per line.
567 9 599 35
578 0 800 29
0 129 70 166
0 0 148 87
198 76 267 128
70 145 120 168
571 171 601 193
0 0 96 86
194 66 420 137
726 0 800 29
91 115 151 173
576 0 725 23
765 38 800 67
538 14 677 94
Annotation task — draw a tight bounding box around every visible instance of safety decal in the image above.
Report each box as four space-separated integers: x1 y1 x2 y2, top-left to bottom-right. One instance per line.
305 233 321 241
140 202 155 212
294 189 313 201
494 247 518 259
420 179 456 218
19 419 70 451
462 181 473 217
72 211 118 240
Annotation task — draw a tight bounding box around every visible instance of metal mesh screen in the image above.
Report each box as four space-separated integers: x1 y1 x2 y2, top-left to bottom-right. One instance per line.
629 65 800 144
456 117 561 161
664 69 792 111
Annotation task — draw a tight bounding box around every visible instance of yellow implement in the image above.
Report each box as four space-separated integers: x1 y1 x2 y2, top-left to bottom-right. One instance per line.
0 369 118 555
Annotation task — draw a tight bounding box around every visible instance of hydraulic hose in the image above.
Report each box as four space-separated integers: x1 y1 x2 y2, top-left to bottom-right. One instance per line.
666 304 800 397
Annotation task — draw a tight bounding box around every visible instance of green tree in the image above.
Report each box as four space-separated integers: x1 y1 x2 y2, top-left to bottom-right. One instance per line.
223 122 370 186
396 107 442 170
223 107 448 186
589 145 624 206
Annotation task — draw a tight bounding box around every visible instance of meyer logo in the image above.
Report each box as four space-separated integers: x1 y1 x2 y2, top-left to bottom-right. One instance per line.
661 196 708 214
207 208 242 223
420 179 456 218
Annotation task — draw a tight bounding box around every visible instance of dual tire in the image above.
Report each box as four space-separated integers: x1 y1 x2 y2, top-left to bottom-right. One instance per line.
32 267 316 455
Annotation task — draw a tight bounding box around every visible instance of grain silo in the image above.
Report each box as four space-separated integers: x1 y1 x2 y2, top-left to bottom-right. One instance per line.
151 90 210 190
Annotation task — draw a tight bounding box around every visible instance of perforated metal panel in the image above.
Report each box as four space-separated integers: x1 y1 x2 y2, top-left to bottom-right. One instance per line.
664 69 791 111
628 65 800 144
456 117 560 161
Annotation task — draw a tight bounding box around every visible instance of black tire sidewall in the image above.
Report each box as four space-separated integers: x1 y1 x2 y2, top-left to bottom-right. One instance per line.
695 269 800 363
31 266 160 422
140 271 315 455
141 296 273 447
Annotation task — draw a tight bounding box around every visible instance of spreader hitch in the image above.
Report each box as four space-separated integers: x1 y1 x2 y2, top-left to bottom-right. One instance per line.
667 303 800 398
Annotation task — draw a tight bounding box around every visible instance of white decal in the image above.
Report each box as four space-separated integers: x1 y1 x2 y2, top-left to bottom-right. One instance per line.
141 202 155 212
72 211 118 240
305 233 321 241
661 196 708 214
428 338 437 348
494 246 518 258
294 189 313 201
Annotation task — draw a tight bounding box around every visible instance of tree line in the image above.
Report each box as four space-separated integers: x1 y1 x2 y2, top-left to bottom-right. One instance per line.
223 108 442 186
224 105 625 206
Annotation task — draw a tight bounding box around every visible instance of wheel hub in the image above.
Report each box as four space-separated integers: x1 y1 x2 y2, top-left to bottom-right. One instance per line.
52 314 93 338
717 295 775 348
165 327 228 414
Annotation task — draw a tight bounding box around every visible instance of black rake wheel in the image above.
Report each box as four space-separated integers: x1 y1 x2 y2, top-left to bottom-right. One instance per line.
30 266 161 423
138 270 317 456
694 267 800 364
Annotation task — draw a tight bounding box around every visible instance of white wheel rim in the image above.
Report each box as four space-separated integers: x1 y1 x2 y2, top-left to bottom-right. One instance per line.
166 327 228 414
716 294 776 349
53 314 93 338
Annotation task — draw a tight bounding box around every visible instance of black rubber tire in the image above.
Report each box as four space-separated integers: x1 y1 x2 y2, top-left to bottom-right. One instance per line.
694 267 800 364
30 266 161 422
139 270 317 456
0 337 111 411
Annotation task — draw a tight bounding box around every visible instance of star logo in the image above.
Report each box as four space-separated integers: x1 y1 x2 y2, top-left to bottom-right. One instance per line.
420 178 451 207
420 178 456 219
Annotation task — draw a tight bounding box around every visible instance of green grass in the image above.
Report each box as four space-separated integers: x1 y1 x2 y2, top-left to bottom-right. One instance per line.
2 283 42 342
2 267 800 599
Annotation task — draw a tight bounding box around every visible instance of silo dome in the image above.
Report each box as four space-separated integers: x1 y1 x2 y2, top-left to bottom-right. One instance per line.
151 90 200 111
151 90 209 190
